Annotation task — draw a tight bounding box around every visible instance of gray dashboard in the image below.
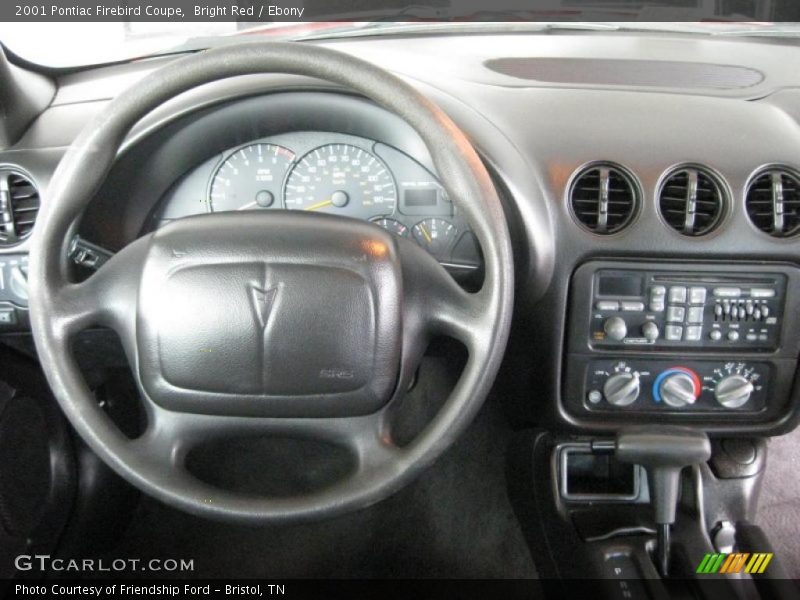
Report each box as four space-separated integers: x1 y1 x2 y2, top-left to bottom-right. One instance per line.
2 31 800 434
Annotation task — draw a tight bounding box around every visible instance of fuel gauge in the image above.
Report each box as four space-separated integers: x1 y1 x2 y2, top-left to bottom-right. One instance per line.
412 218 456 258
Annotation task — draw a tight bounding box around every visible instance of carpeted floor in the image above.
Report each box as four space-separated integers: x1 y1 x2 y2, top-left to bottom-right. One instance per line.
757 427 800 579
103 371 537 579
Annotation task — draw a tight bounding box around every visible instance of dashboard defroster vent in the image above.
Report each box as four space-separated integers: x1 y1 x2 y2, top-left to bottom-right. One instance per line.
568 163 638 234
745 168 800 238
658 166 725 236
0 170 40 246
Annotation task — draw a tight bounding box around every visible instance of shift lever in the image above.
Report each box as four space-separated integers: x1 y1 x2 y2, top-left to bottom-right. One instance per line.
616 427 711 577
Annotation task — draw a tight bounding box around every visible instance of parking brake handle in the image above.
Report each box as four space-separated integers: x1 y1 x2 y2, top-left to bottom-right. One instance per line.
616 427 711 578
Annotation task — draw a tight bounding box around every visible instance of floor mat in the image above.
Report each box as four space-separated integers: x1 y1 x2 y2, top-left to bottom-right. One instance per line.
757 427 800 578
104 392 537 579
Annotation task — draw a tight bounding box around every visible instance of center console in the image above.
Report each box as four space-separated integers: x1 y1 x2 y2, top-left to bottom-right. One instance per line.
564 260 800 431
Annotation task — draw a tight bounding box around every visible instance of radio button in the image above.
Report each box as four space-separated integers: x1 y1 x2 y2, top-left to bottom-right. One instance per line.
596 300 620 311
667 306 685 322
750 288 776 299
688 287 707 304
713 287 741 298
687 307 704 323
685 325 702 341
668 286 687 303
665 325 683 341
621 301 645 312
651 285 666 297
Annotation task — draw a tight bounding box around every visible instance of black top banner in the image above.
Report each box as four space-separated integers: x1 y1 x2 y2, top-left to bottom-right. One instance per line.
3 0 800 22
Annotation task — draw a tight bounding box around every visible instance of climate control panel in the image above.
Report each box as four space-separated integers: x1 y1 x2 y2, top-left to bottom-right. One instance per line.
584 359 769 413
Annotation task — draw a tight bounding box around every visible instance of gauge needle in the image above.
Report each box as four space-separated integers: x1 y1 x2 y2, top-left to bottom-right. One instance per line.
419 223 433 243
305 199 333 212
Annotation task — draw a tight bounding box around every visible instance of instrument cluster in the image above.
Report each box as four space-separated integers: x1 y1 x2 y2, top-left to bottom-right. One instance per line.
153 132 481 271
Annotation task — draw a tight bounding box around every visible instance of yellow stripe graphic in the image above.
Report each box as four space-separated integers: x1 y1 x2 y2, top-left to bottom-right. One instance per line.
746 554 769 574
757 554 773 574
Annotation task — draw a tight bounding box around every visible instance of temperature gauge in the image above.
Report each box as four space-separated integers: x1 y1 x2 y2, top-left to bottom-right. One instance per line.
371 217 409 237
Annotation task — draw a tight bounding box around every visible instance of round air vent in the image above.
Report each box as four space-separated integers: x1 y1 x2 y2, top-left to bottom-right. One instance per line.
658 166 726 236
568 163 639 234
745 167 800 238
0 169 40 246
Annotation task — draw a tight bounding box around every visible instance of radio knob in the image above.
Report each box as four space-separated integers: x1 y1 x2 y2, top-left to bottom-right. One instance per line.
641 321 659 341
659 372 698 408
715 375 754 409
604 316 627 341
603 372 640 407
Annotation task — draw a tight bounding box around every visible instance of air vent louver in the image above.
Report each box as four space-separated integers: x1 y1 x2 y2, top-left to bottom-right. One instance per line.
658 167 725 236
0 170 40 246
569 164 638 234
745 168 800 238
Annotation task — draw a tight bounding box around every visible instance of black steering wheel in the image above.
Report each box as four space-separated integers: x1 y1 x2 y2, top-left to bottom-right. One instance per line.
28 42 514 523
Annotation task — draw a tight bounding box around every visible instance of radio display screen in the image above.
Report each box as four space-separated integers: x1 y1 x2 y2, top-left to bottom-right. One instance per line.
598 275 643 297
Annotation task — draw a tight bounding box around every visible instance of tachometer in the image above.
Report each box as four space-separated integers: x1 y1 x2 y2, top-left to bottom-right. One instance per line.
209 143 295 212
284 144 397 218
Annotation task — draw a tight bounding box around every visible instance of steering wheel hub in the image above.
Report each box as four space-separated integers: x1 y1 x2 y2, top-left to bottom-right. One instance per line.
137 211 402 418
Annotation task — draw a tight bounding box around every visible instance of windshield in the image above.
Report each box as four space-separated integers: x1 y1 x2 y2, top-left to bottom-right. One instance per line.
2 17 800 68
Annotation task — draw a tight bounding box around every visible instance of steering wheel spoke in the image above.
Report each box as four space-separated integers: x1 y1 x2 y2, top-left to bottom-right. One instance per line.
46 234 150 344
398 238 488 350
125 399 404 520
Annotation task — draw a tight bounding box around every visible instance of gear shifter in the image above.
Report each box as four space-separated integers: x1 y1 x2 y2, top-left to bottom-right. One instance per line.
616 427 711 577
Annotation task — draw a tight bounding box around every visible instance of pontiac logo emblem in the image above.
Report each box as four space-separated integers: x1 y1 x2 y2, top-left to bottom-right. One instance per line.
249 283 278 329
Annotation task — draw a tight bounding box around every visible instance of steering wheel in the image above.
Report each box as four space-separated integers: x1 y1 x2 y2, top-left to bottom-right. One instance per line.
28 42 514 523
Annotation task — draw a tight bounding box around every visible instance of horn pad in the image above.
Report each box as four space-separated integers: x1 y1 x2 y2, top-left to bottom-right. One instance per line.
135 212 402 418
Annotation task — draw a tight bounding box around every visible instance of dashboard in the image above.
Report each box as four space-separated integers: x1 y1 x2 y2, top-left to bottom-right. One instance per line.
3 32 800 437
151 131 480 270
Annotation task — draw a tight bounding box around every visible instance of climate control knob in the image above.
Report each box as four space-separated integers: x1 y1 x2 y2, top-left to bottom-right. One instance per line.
655 369 699 408
603 372 640 407
714 375 754 409
604 316 627 341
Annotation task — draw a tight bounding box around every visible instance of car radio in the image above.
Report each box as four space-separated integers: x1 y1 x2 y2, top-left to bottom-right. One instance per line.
584 268 787 351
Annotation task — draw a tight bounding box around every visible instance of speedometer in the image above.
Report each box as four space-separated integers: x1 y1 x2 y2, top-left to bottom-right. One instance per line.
284 144 397 218
209 143 295 212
